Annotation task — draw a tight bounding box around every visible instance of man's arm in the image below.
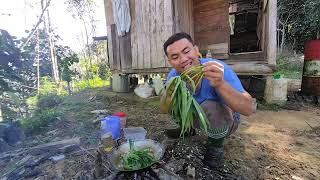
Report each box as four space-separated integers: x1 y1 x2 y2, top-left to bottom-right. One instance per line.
216 82 253 116
203 61 253 116
160 90 171 113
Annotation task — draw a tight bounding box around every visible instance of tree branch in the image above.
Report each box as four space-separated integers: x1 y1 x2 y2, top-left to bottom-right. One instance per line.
19 0 52 49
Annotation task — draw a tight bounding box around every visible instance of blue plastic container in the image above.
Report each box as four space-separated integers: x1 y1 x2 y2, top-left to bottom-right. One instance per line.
101 116 121 140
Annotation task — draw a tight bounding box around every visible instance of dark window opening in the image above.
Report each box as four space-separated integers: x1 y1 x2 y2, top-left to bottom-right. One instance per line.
229 0 261 53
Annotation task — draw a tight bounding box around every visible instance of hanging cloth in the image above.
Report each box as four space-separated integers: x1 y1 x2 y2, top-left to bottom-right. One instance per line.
112 0 131 36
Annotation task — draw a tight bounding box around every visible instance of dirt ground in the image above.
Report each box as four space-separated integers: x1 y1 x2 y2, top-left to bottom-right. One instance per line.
1 88 319 180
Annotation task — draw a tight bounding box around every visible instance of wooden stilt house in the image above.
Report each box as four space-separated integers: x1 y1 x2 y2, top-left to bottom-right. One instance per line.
104 0 277 76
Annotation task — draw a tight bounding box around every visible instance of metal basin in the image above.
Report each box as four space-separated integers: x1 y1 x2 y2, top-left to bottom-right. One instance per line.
109 139 164 172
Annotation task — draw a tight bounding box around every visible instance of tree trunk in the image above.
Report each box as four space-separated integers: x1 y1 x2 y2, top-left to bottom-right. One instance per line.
20 0 51 49
277 19 280 51
41 0 59 83
46 1 60 83
280 28 286 53
0 104 3 122
81 17 92 65
36 29 40 94
67 81 72 95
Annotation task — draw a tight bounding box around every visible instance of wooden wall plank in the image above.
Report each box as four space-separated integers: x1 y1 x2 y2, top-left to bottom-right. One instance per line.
182 0 191 34
130 0 138 69
119 32 132 70
193 0 229 59
163 0 173 67
189 0 194 37
140 0 146 69
110 24 121 70
208 43 229 54
173 0 179 33
173 0 193 35
150 0 158 68
143 0 151 69
119 36 126 69
155 0 165 68
193 0 227 12
130 0 180 69
104 0 114 25
107 25 114 70
136 0 144 69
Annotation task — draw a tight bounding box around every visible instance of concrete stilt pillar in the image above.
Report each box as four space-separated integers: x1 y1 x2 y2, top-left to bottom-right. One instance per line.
264 75 274 103
112 73 129 92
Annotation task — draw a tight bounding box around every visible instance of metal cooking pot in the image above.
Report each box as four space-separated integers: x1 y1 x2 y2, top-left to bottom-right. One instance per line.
109 139 165 172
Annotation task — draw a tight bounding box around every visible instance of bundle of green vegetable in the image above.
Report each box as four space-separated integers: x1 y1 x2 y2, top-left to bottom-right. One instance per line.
121 140 156 170
122 148 155 170
164 65 210 136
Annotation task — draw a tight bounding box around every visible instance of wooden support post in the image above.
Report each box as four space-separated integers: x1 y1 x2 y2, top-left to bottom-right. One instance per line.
266 0 277 66
264 0 277 102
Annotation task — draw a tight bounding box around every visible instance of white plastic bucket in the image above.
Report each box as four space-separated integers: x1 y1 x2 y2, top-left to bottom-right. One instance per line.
265 78 288 104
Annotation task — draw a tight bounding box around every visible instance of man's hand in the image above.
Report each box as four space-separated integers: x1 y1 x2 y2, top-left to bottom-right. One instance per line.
160 81 175 113
203 61 225 88
165 84 175 97
203 61 253 116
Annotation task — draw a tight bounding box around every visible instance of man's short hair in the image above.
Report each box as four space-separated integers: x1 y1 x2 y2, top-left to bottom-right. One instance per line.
163 32 194 56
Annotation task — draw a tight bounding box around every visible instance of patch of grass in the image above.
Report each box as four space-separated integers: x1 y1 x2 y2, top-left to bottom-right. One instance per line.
37 95 63 110
74 76 110 91
276 55 303 79
62 97 102 112
21 108 63 133
22 94 65 133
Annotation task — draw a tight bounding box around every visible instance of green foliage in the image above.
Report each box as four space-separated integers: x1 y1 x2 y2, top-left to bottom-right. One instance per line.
74 76 110 91
22 79 66 133
26 95 38 110
37 95 63 111
0 29 23 94
21 108 62 133
87 63 111 80
1 104 18 121
276 55 303 79
39 77 56 95
5 92 21 106
22 93 63 133
98 63 112 80
89 64 99 75
56 47 79 83
278 0 320 52
39 76 68 96
19 28 55 78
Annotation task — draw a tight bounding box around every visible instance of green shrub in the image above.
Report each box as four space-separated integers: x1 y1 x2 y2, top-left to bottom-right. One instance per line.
24 94 63 131
26 95 38 110
98 63 112 80
37 95 63 110
21 108 62 133
74 76 110 91
39 76 68 96
276 55 303 79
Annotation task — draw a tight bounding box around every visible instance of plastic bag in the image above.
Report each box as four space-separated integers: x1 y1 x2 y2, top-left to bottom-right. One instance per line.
134 83 155 98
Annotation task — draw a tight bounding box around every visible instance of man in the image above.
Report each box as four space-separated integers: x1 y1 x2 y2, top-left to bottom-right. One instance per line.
160 32 253 168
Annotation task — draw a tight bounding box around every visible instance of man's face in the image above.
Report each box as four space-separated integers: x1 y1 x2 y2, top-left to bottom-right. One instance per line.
166 38 200 73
